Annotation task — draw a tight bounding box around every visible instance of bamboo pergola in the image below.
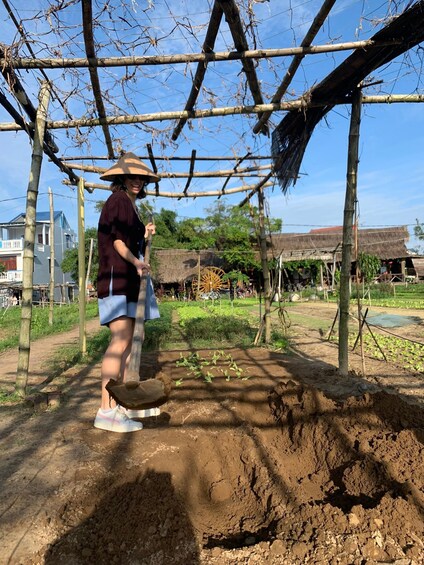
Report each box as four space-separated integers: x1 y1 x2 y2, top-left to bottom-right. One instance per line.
0 0 423 389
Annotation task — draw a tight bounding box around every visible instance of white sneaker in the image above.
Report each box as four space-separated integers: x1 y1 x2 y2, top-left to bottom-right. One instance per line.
121 406 161 419
94 406 143 433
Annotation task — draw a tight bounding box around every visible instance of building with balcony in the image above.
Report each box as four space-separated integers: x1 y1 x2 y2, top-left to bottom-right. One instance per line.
0 211 77 306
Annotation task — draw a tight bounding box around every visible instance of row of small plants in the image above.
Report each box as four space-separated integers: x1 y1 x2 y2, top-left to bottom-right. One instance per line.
349 332 424 373
174 350 249 385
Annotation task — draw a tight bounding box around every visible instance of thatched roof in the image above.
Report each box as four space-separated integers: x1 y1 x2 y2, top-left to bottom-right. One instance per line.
153 249 224 284
411 257 424 277
271 0 424 191
269 226 410 262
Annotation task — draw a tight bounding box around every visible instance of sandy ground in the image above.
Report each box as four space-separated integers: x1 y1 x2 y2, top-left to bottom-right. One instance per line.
0 303 423 565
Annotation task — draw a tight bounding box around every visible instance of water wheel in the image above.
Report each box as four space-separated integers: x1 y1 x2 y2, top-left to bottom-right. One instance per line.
192 267 229 297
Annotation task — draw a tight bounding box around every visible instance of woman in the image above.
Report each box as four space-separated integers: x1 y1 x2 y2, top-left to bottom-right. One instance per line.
94 152 160 433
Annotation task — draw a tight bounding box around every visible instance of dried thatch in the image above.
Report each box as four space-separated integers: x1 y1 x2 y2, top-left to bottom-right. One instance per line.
411 257 424 277
270 226 410 262
153 249 224 284
271 0 424 191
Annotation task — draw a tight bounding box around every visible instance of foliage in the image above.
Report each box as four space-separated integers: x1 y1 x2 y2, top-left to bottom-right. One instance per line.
183 315 255 342
357 252 380 283
61 227 99 288
349 332 424 373
0 261 6 274
414 218 424 241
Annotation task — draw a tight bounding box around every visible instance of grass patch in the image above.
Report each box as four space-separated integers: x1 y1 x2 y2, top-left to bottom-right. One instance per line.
0 302 99 353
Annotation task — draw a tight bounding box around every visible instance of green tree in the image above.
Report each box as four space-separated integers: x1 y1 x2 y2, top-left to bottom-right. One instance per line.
203 201 282 273
357 252 380 284
61 227 99 288
414 218 424 241
0 262 6 274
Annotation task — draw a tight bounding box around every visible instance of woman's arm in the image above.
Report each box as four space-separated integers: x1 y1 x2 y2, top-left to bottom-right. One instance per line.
113 239 150 277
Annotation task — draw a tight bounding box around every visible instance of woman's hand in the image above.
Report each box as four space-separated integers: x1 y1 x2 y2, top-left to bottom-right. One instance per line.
134 257 150 277
145 222 156 238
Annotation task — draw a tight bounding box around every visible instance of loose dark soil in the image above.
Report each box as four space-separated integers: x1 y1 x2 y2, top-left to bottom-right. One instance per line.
0 303 423 564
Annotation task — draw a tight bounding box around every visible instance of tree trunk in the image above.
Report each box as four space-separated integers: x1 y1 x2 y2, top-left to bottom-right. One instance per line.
16 82 51 397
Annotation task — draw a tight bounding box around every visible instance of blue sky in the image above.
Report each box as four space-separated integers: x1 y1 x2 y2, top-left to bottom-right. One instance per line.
0 0 423 251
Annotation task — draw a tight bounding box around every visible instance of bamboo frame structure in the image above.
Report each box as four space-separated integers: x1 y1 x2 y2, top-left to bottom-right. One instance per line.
0 0 423 390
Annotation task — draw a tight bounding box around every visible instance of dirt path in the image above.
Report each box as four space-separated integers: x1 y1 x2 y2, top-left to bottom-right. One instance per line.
0 317 102 393
0 308 423 564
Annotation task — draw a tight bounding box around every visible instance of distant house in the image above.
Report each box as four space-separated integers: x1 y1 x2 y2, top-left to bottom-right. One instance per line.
270 226 423 283
153 249 224 296
152 226 423 294
0 211 77 306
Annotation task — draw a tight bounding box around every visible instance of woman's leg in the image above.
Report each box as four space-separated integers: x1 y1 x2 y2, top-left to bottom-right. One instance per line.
100 316 134 410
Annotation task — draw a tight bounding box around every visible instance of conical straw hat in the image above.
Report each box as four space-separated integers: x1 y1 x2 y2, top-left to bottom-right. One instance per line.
100 152 160 183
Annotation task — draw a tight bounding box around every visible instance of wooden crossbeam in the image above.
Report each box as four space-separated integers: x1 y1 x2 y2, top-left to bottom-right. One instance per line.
0 45 59 154
253 0 336 134
0 40 400 70
60 154 273 161
218 0 267 135
81 0 114 159
171 1 224 142
62 162 272 178
2 94 423 133
238 171 274 207
147 144 160 196
62 179 274 198
183 150 197 196
219 152 251 198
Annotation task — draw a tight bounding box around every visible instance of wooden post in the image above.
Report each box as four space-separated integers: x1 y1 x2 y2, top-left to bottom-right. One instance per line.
86 237 94 295
339 88 362 376
15 81 51 397
257 188 272 343
48 187 55 325
77 177 86 354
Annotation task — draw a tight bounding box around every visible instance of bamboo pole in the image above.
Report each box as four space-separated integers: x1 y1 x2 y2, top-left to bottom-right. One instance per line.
353 200 366 376
65 162 272 177
254 0 337 133
257 188 272 344
61 154 272 161
63 179 274 196
0 40 401 70
1 94 422 133
48 187 55 326
77 177 87 355
220 152 251 194
238 171 274 207
338 88 362 376
218 0 267 135
15 81 51 398
81 0 114 158
183 150 197 195
172 1 223 141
